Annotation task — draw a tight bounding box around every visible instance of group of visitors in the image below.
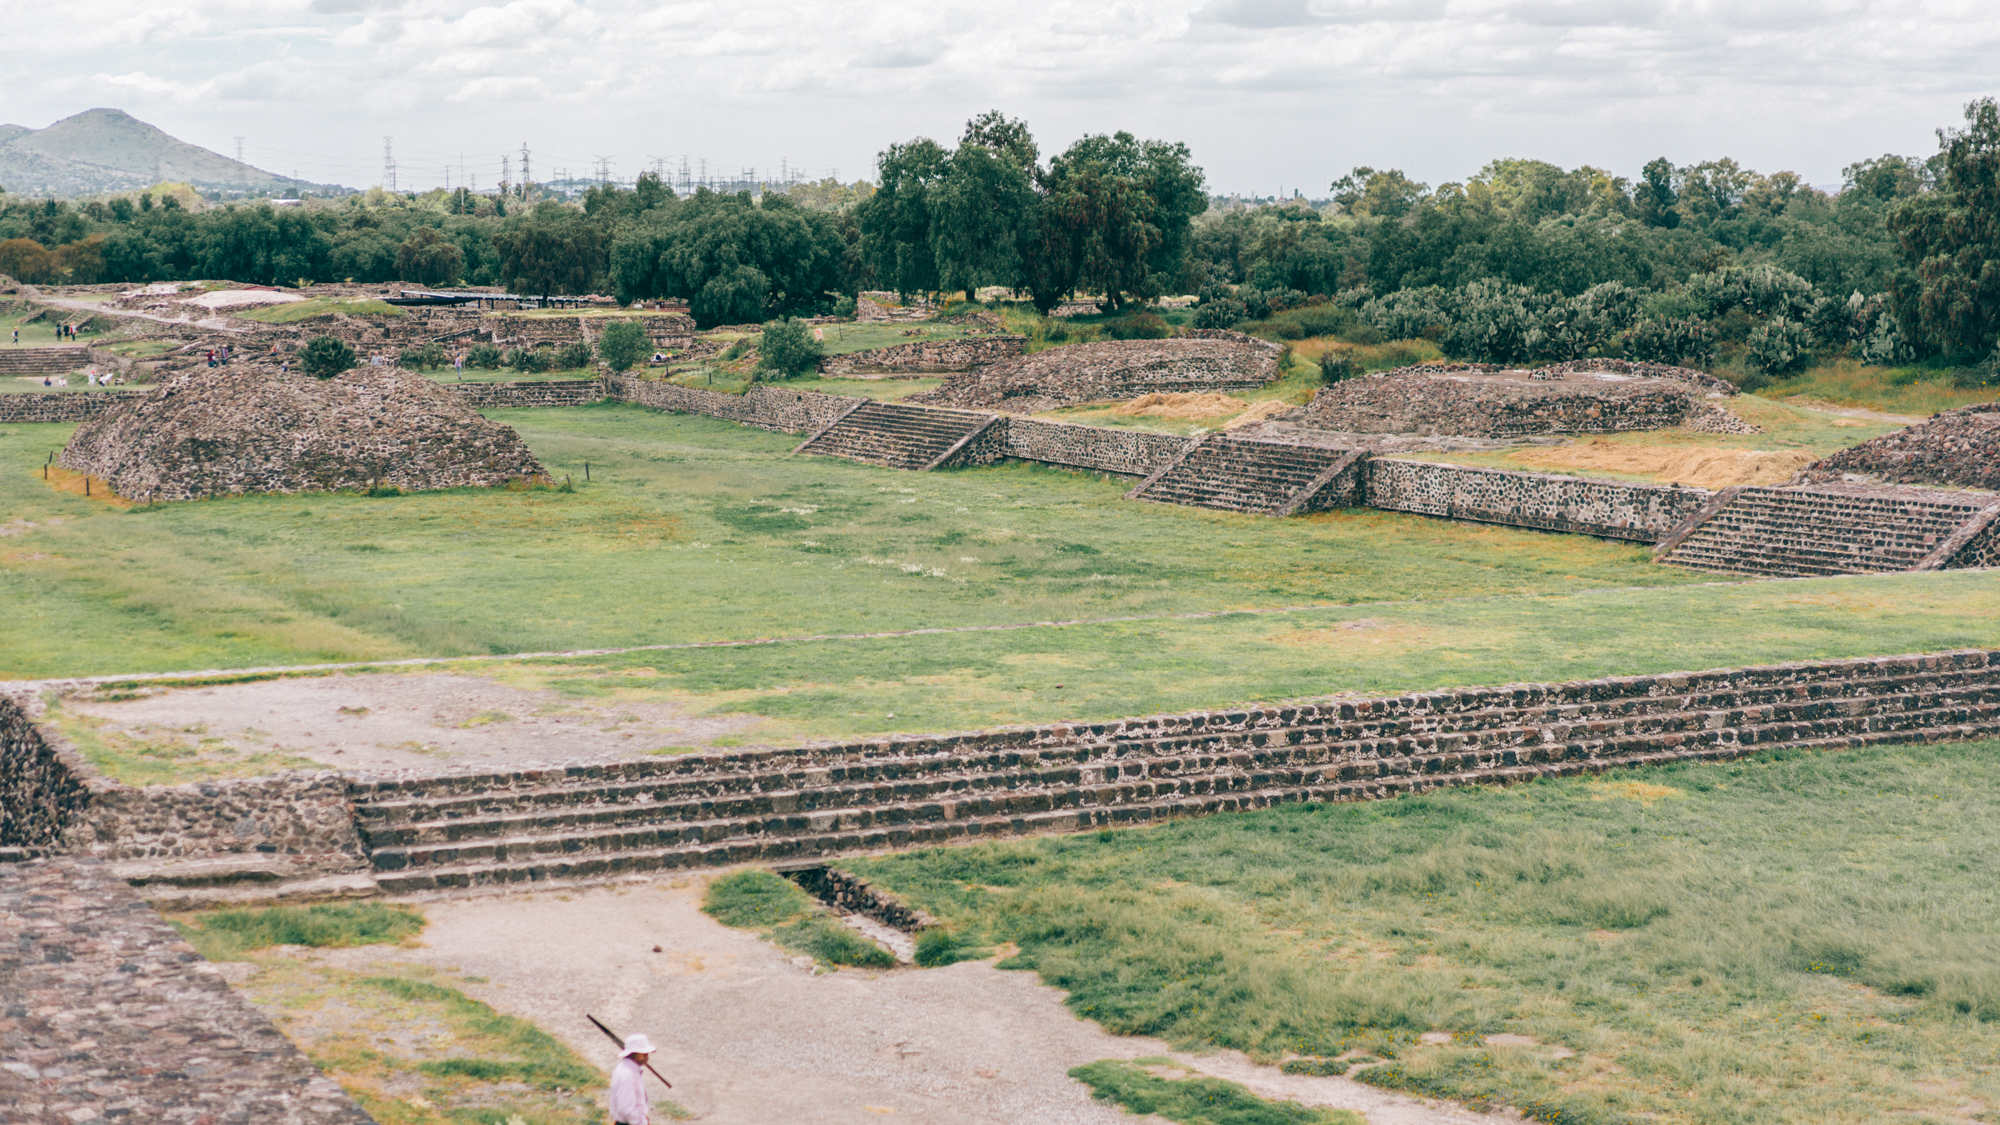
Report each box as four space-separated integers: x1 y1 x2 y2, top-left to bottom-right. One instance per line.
205 347 231 367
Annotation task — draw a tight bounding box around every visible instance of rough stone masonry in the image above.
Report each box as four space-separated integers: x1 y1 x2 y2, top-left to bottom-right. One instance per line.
61 365 549 501
0 857 377 1125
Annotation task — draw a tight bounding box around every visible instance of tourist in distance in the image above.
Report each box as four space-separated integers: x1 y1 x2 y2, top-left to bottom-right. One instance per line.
608 1033 658 1125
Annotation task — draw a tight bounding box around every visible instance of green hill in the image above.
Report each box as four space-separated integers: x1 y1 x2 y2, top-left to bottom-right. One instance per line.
0 109 346 198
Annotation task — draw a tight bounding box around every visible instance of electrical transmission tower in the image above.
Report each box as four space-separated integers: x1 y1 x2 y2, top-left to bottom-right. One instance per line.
234 136 245 164
520 144 532 192
501 154 511 195
383 136 397 192
594 156 613 185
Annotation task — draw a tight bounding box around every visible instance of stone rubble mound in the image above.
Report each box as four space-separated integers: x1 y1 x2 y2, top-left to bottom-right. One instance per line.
1796 403 2000 492
1297 365 1758 439
61 364 548 501
911 332 1282 414
1370 359 1737 395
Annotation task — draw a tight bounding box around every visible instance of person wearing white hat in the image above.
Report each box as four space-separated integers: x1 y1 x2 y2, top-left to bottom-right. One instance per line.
609 1033 657 1125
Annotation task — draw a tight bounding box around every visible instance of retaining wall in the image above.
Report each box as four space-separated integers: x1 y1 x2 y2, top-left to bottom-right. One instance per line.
0 695 88 849
447 378 606 409
986 416 1193 477
0 390 138 423
817 336 1026 376
1366 457 1714 542
605 374 860 434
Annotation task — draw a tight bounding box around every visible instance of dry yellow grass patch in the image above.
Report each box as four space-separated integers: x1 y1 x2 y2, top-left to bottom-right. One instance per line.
1587 779 1684 805
1222 400 1299 429
1509 438 1815 488
35 465 134 506
1114 391 1250 419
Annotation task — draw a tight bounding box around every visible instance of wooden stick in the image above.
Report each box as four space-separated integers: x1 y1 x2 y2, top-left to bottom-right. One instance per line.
585 1013 672 1089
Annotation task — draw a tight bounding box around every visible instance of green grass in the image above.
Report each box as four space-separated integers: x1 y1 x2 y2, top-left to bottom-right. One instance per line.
1069 1058 1363 1125
171 902 425 959
231 957 674 1125
701 869 895 968
1762 357 1999 417
236 296 403 323
849 739 2000 1124
812 321 978 356
0 404 1726 681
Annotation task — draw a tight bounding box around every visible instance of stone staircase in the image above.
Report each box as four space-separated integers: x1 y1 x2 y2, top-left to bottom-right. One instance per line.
794 401 997 470
1657 485 1990 576
0 347 88 376
1127 434 1362 515
344 650 2000 893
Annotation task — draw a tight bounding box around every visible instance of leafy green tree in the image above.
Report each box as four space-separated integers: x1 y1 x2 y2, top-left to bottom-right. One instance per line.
1745 316 1813 375
930 116 1037 300
1330 167 1429 219
857 139 949 298
596 320 648 372
492 201 608 297
298 336 356 379
757 318 823 378
395 226 464 287
1888 97 2000 358
466 342 502 369
609 189 847 325
1025 132 1206 312
1637 159 1680 228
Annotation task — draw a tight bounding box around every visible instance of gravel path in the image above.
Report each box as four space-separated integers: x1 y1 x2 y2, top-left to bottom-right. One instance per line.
285 879 1522 1125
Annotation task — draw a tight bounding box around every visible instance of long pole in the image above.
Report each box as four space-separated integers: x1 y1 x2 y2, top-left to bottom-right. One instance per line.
585 1014 673 1088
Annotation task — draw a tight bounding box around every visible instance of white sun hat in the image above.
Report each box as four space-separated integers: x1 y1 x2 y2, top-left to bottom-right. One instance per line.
621 1033 657 1057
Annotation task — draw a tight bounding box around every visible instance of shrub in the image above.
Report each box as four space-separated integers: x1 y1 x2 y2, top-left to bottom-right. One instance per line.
1194 299 1247 330
1621 316 1717 367
597 320 648 372
1745 316 1813 376
298 336 356 379
1283 305 1359 339
758 317 824 378
508 346 549 373
1319 351 1357 381
1280 1057 1351 1077
1104 311 1170 340
466 342 503 369
556 341 594 370
397 343 445 370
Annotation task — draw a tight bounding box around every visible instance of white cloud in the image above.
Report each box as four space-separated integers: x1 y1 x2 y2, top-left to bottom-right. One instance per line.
3 0 1994 192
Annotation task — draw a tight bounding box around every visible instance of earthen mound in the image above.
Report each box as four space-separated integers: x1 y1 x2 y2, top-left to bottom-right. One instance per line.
911 332 1282 413
1796 403 2000 491
61 365 547 501
1297 367 1757 438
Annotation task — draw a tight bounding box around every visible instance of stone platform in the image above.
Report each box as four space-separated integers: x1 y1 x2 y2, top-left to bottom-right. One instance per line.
0 857 376 1124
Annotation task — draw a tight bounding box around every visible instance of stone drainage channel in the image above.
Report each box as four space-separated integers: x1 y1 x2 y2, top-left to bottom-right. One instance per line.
777 861 938 964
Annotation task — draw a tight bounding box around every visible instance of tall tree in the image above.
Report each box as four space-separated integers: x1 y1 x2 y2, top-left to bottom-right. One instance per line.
492 201 608 297
1025 132 1206 311
930 136 1035 301
1889 97 2000 358
856 139 950 298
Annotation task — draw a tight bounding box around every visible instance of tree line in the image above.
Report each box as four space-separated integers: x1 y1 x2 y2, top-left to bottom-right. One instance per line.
0 101 1993 368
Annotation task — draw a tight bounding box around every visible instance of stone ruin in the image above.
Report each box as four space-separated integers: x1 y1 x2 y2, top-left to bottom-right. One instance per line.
911 331 1284 414
61 365 548 501
1295 360 1759 439
1796 403 2000 492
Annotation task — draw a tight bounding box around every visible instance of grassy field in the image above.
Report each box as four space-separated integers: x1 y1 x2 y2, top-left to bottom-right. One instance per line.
170 902 652 1125
10 404 2000 743
3 403 1733 680
851 737 2000 1124
236 296 403 323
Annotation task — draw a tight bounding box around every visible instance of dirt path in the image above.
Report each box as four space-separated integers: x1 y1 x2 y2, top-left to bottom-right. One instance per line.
65 672 761 772
280 879 1520 1125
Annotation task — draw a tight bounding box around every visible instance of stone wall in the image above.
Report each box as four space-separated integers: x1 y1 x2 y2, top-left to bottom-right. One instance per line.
65 774 371 880
0 390 137 423
817 336 1027 376
1302 371 1758 438
604 374 861 434
0 858 377 1125
447 378 607 409
913 335 1284 414
1367 458 1714 542
987 416 1193 477
0 694 88 850
483 313 697 348
1951 519 2000 569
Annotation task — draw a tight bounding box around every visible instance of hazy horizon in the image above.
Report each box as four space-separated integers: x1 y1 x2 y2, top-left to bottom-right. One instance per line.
1 0 1991 196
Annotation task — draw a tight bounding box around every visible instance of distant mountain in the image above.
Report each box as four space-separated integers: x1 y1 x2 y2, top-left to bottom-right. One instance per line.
0 109 347 198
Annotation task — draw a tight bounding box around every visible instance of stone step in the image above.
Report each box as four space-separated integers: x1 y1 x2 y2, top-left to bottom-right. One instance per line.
796 401 991 470
0 347 90 375
367 701 2000 892
358 688 2000 876
1130 436 1355 514
1661 486 1989 576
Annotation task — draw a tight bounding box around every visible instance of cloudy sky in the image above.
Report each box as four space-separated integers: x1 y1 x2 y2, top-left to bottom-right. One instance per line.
0 0 1991 195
